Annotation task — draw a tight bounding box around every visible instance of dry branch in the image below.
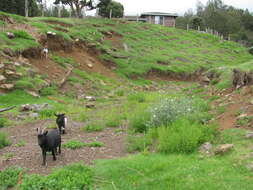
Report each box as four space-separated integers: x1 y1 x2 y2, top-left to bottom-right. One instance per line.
0 106 16 113
58 65 73 88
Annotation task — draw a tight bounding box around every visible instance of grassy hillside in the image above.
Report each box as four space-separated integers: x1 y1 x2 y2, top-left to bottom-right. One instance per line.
1 11 252 79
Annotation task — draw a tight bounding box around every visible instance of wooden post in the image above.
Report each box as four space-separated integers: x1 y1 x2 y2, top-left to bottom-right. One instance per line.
228 34 231 41
187 24 189 31
25 0 28 17
109 9 112 19
198 26 200 31
136 14 139 22
221 35 223 40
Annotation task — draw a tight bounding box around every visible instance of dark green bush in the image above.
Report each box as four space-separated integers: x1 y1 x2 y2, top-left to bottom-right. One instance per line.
19 164 93 190
0 167 23 189
39 86 57 96
0 132 11 149
157 119 216 153
249 47 253 55
0 118 8 128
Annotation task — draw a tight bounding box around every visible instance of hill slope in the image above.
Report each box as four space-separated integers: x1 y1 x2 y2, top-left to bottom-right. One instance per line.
1 11 252 80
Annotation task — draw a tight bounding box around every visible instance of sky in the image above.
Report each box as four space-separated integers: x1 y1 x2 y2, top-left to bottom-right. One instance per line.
47 0 253 16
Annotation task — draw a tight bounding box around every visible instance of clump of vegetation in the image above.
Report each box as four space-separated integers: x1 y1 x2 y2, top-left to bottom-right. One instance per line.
127 92 146 103
83 123 104 132
236 116 253 127
129 105 150 133
126 135 152 153
0 167 23 189
0 118 8 128
157 119 215 153
19 164 93 190
39 86 57 96
14 140 26 147
63 140 104 149
50 55 75 67
0 132 11 149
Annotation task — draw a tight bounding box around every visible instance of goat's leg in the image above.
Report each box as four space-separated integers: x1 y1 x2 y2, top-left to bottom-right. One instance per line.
42 150 47 166
52 149 56 161
58 144 61 154
54 148 58 155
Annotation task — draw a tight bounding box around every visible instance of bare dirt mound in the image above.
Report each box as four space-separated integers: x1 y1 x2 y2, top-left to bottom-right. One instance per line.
29 57 68 82
0 120 127 175
56 48 118 79
211 87 253 131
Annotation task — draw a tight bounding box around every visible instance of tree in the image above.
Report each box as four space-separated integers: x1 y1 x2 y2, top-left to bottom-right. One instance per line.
54 0 95 18
0 0 39 17
98 0 124 18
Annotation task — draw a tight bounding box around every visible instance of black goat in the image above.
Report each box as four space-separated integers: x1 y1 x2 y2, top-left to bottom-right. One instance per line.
37 127 61 166
55 113 67 134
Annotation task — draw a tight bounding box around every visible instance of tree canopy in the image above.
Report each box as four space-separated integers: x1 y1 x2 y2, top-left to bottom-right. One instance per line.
0 0 39 17
98 0 124 18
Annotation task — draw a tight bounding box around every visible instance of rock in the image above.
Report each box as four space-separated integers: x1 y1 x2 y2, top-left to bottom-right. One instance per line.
14 62 21 67
0 75 6 83
246 163 253 171
250 100 253 105
245 132 253 139
0 63 4 70
6 32 15 39
47 31 56 36
123 43 129 52
25 90 40 98
215 144 234 155
85 96 96 101
0 84 14 90
3 48 15 57
17 112 29 120
86 103 95 108
20 104 33 112
201 76 210 83
29 112 39 119
199 142 212 154
87 63 93 68
20 103 49 112
237 114 248 119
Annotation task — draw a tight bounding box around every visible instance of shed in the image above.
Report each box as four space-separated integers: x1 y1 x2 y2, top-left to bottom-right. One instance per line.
140 12 178 27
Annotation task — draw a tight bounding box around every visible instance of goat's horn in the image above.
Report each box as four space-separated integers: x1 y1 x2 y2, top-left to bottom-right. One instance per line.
42 127 47 133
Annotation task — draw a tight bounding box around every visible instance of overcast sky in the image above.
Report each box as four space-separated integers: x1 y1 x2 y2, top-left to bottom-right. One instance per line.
47 0 253 15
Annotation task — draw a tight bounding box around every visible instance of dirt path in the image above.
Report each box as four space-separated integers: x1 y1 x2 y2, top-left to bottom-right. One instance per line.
0 120 127 175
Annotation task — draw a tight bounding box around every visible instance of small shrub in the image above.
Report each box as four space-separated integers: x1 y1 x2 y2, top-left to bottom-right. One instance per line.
236 116 253 126
63 140 85 149
83 124 104 132
0 167 23 189
126 135 152 153
127 92 146 103
129 106 150 132
13 30 34 40
157 119 215 153
0 132 11 149
85 141 104 147
146 98 194 129
63 140 104 149
76 112 87 122
14 140 25 147
0 118 8 128
105 114 121 128
39 86 57 96
39 109 56 118
19 164 93 190
249 47 253 55
115 90 124 96
15 80 34 89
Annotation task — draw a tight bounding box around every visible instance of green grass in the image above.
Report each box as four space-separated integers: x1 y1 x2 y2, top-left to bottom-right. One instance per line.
0 167 23 189
18 164 93 190
82 124 104 132
93 153 253 190
50 55 75 67
0 132 11 149
63 140 104 149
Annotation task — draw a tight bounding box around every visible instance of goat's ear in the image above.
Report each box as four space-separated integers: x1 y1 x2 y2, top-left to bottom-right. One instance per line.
54 113 58 117
43 131 48 136
36 128 39 133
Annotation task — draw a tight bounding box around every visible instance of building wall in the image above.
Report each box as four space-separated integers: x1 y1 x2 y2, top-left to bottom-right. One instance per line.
142 15 176 27
164 16 176 27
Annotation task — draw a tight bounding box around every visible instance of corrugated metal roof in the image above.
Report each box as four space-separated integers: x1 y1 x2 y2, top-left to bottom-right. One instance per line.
141 12 178 17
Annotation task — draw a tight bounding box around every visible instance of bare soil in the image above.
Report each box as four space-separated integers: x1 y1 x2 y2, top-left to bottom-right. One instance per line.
0 119 127 175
